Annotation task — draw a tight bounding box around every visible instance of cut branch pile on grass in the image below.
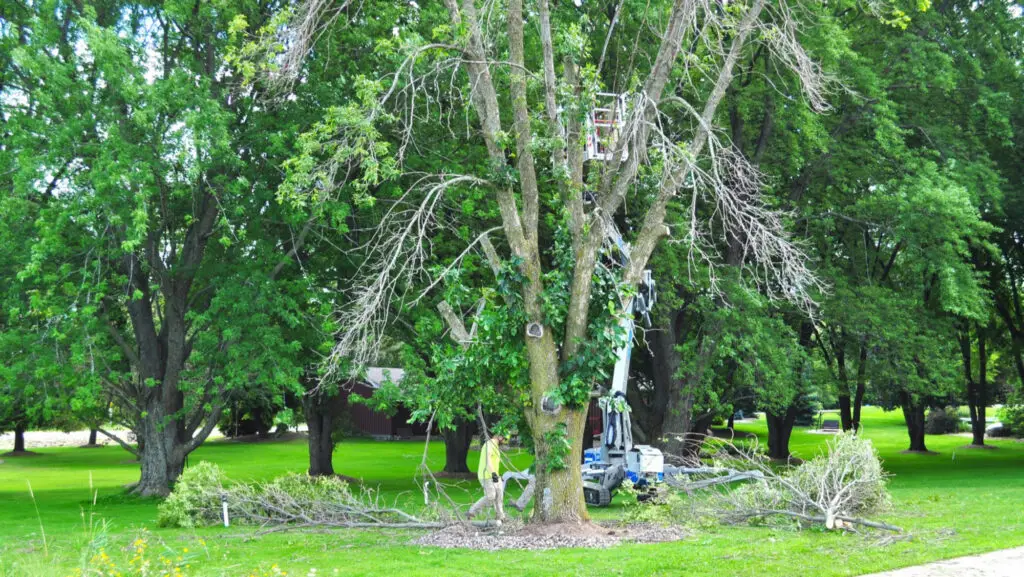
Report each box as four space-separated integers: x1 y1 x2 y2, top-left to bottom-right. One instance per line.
157 462 451 530
672 433 900 532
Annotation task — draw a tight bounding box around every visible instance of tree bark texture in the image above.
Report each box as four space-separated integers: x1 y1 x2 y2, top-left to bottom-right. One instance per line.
765 407 796 460
900 393 928 452
13 424 26 453
968 326 988 446
853 344 867 432
303 390 344 477
837 345 853 431
839 341 867 432
443 418 473 475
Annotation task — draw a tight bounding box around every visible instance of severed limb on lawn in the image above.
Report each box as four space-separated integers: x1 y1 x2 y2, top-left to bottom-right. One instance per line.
666 434 903 533
663 466 765 492
728 510 903 533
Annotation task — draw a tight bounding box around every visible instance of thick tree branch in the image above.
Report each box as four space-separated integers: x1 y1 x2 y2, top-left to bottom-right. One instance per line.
97 428 140 457
507 0 540 251
627 0 767 285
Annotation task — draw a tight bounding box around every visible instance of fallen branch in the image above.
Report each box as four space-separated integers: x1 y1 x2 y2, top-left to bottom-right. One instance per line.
733 509 903 533
666 433 898 533
663 467 765 491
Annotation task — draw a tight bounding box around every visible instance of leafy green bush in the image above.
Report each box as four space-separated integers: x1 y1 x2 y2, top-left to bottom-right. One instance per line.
998 401 1024 438
925 406 961 435
156 462 227 528
619 480 688 526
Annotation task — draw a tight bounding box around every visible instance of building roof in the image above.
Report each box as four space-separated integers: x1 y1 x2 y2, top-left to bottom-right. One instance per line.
364 367 405 389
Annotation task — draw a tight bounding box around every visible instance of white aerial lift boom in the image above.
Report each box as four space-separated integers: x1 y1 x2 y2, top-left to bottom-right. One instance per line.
580 93 664 505
579 217 663 506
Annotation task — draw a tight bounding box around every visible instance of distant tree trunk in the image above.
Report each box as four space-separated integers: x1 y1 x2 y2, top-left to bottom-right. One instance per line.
251 406 271 438
838 395 852 431
997 267 1024 386
644 317 686 448
1011 337 1024 389
581 403 595 462
88 429 98 445
685 414 715 458
765 407 796 460
900 392 928 452
727 413 735 430
661 321 719 458
968 326 988 446
442 418 473 475
13 425 26 453
960 326 988 447
303 390 343 477
837 346 853 431
852 344 868 432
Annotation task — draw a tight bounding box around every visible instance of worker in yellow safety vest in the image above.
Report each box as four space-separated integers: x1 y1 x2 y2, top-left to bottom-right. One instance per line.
468 433 505 523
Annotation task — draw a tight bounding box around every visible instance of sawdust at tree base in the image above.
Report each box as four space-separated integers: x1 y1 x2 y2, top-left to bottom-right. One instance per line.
414 521 688 551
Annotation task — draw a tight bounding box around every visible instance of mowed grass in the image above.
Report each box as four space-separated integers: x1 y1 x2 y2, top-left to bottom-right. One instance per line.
1 407 1023 577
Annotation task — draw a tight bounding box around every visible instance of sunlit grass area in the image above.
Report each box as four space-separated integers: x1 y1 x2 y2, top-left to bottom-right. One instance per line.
1 407 1022 577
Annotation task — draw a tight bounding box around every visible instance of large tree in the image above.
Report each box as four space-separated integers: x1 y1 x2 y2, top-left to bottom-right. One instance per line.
3 1 331 494
283 0 833 523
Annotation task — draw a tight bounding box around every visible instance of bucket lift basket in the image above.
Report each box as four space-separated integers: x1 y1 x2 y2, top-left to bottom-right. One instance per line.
585 92 628 162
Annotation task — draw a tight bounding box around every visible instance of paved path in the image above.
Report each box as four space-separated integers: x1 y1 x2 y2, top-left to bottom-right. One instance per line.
861 547 1024 577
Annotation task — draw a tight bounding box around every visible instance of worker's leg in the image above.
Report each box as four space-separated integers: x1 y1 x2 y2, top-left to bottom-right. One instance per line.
493 479 505 521
468 480 496 518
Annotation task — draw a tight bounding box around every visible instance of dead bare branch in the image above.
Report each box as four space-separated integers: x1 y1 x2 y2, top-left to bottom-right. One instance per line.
324 174 491 376
667 433 899 533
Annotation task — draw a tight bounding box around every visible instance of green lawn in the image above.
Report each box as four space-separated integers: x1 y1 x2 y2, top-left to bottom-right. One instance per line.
1 407 1023 577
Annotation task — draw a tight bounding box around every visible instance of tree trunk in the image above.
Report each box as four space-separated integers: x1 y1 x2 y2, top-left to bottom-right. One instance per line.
531 405 589 523
765 407 796 460
647 319 685 449
661 321 719 457
961 326 988 447
442 418 473 475
969 326 988 446
303 392 341 477
727 413 735 430
523 327 589 523
900 393 928 452
13 425 26 453
686 414 715 459
133 401 187 497
1011 336 1024 388
836 345 853 431
838 395 853 431
852 344 867 432
88 429 98 445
